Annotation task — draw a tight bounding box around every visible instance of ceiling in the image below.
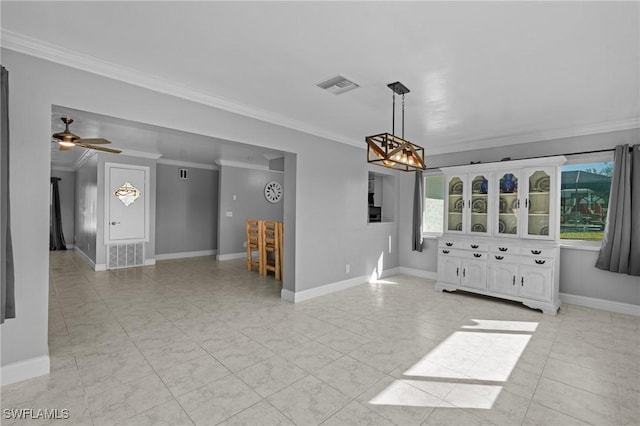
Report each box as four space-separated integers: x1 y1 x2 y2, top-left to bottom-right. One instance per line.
2 1 639 166
49 106 284 169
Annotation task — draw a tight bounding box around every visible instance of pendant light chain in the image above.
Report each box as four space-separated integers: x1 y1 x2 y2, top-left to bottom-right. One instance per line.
391 91 396 139
402 93 405 139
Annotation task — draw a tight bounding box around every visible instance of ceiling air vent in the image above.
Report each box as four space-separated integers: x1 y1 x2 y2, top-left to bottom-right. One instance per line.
317 75 359 95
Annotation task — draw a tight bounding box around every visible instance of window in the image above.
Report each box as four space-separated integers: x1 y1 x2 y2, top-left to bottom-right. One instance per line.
423 174 444 234
560 156 613 242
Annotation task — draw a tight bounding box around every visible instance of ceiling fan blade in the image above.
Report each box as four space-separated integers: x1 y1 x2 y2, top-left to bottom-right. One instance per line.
75 138 112 145
80 144 122 154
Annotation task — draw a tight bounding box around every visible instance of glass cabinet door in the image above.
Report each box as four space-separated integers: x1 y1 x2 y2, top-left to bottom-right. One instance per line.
446 176 465 232
497 172 519 237
526 169 551 238
469 174 489 235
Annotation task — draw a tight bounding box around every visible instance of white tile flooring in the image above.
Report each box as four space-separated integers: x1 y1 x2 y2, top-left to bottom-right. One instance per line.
1 250 639 425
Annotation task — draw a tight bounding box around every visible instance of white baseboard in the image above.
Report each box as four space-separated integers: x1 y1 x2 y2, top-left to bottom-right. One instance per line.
156 250 217 261
217 252 247 261
280 266 436 304
1 355 50 386
281 288 295 302
144 259 156 266
65 244 74 249
397 267 438 280
281 275 369 303
74 247 98 270
560 293 640 317
94 263 107 271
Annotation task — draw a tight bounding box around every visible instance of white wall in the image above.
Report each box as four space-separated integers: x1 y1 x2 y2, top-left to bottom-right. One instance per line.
0 49 401 380
74 155 98 263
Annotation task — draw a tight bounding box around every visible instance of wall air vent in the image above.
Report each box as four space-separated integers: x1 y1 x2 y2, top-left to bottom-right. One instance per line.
107 242 144 269
317 75 359 95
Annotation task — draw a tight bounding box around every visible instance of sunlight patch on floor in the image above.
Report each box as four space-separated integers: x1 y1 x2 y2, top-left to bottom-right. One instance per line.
369 319 538 409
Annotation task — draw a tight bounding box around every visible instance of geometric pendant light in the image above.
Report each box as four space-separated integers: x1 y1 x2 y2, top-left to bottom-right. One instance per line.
366 81 426 171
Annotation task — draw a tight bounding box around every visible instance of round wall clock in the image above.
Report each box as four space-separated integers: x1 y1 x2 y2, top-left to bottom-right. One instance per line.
264 181 283 203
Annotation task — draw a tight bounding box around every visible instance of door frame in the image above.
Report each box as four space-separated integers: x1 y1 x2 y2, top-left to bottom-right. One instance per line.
104 162 151 244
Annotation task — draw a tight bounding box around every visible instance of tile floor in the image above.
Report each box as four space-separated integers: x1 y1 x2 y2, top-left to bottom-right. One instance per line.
1 250 638 425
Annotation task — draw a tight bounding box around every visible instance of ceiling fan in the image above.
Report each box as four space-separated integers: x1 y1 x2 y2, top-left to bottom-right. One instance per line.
52 117 122 153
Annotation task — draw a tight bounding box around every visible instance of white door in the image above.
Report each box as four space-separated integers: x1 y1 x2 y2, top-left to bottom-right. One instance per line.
519 265 553 301
106 163 149 242
461 259 487 290
438 255 461 285
488 262 519 296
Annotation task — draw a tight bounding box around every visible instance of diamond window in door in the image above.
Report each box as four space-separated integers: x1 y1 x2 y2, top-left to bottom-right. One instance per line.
114 182 141 207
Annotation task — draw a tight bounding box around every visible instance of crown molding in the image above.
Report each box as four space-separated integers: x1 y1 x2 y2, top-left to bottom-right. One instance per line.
157 158 219 170
215 159 275 172
119 150 163 160
1 29 360 149
72 150 97 170
427 118 640 156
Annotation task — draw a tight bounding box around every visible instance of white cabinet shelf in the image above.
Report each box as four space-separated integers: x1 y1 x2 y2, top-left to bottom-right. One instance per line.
436 156 565 315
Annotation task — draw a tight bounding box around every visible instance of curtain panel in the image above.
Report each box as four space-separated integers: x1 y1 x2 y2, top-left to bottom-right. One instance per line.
1 65 15 323
412 170 424 252
595 144 640 276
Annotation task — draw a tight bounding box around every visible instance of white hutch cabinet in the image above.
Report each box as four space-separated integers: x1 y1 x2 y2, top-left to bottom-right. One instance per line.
436 156 566 314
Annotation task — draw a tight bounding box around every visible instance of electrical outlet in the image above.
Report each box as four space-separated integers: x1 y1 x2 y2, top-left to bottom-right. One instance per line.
345 264 350 274
226 211 233 217
243 241 247 248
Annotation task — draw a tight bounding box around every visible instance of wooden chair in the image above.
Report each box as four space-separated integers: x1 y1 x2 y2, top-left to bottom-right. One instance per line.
262 221 281 280
246 220 263 272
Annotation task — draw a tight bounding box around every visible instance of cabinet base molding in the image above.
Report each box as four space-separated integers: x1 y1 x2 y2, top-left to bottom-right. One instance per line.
435 282 561 315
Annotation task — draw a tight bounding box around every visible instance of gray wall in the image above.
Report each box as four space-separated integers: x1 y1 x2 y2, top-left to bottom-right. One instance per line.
74 154 98 263
397 128 640 306
51 169 75 248
156 164 218 255
217 165 284 255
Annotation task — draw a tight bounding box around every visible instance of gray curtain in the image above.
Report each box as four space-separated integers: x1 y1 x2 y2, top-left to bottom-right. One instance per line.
595 144 640 276
1 65 15 323
412 170 424 252
50 177 67 250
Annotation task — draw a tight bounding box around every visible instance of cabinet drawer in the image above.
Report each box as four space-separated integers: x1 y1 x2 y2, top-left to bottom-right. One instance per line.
439 240 461 249
521 256 554 267
488 253 519 263
518 247 557 258
458 250 487 260
440 240 487 251
489 243 517 254
439 248 465 257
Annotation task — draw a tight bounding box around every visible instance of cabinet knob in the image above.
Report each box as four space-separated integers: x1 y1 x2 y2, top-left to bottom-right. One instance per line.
498 247 508 252
473 253 482 258
442 250 450 254
446 242 453 247
495 255 504 260
471 244 479 249
531 250 542 255
535 259 546 265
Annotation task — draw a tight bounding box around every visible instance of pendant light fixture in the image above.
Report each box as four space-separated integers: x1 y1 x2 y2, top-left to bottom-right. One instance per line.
366 82 425 171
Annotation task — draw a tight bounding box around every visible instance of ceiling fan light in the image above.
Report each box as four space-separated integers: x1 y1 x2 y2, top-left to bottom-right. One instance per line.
59 141 74 150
